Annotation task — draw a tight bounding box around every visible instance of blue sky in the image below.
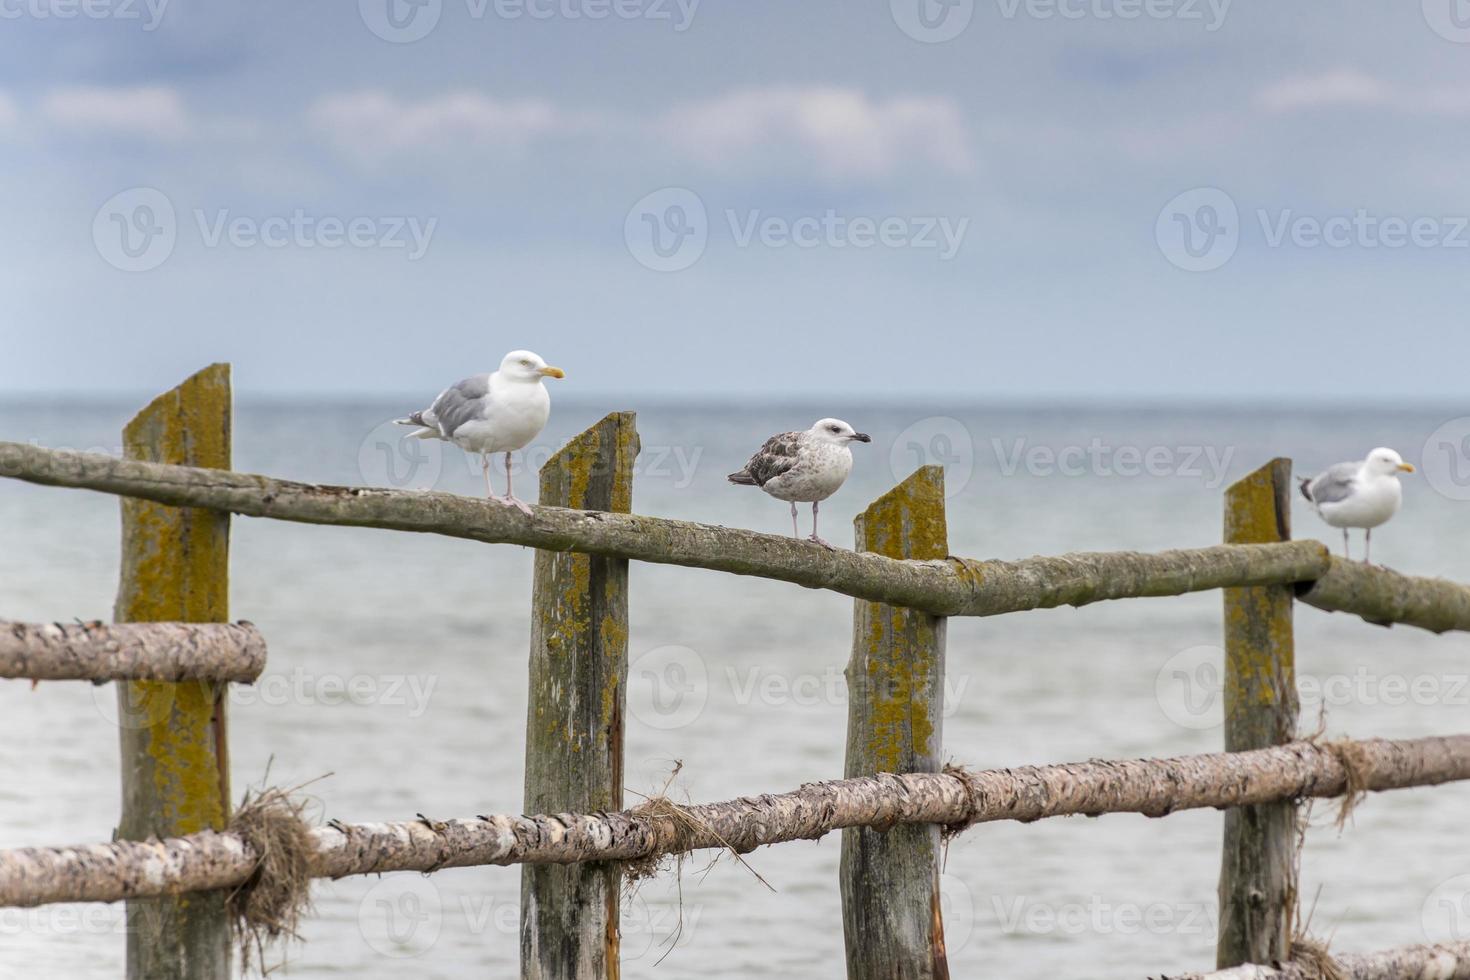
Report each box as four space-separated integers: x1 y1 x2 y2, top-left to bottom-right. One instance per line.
2 1 1468 400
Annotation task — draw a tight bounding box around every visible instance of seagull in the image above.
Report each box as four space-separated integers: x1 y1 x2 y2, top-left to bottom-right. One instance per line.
1299 447 1415 563
728 419 871 548
396 350 565 515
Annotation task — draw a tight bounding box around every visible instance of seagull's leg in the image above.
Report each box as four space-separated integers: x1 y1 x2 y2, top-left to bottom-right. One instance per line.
790 502 799 538
808 500 834 550
482 453 494 499
1364 527 1372 565
496 451 534 516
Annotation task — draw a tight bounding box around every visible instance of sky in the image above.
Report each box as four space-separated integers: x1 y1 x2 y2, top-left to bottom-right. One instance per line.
2 1 1469 401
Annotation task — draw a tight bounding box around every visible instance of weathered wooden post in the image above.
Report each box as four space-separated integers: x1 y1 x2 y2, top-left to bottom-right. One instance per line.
1217 458 1299 969
522 412 638 980
114 364 233 979
841 465 950 980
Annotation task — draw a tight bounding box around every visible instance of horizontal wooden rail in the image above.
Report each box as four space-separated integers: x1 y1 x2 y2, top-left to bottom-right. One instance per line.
1 734 1466 908
8 444 1470 632
0 620 265 683
1163 941 1470 979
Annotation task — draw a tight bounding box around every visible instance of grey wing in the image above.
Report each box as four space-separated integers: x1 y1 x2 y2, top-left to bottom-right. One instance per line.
428 375 491 438
741 432 803 486
1306 462 1359 505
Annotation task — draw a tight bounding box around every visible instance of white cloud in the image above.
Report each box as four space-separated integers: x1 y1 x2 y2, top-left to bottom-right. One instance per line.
658 86 973 180
308 90 564 161
1257 70 1470 116
40 86 191 139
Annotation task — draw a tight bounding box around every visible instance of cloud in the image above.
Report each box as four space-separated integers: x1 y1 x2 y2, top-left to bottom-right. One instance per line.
1256 70 1470 116
39 86 191 139
308 91 565 162
658 86 974 180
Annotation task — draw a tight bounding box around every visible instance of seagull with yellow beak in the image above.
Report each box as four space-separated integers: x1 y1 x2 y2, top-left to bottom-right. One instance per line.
396 349 565 514
1299 447 1415 563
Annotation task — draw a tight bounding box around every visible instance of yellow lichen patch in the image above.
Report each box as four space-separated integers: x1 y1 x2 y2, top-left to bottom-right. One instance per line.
852 466 947 775
116 366 233 845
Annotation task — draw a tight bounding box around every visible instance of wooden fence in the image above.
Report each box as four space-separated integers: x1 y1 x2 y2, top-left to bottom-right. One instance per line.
3 363 1470 979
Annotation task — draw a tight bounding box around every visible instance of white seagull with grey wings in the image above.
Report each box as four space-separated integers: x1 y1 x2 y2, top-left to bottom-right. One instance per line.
396 350 565 514
1299 447 1414 563
729 418 871 548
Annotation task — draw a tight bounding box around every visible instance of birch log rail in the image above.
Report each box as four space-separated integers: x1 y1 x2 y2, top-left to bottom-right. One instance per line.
1161 941 1470 979
8 441 1470 632
2 734 1467 909
0 620 266 683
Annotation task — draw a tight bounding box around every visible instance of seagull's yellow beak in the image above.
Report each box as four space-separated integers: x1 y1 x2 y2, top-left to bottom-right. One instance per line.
1398 462 1415 473
539 366 566 379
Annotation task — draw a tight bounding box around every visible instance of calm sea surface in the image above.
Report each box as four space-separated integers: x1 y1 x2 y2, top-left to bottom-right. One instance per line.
3 397 1469 978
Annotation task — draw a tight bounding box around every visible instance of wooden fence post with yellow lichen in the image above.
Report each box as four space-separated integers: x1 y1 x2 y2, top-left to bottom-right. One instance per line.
841 465 950 980
1217 458 1300 969
521 412 638 980
114 364 234 979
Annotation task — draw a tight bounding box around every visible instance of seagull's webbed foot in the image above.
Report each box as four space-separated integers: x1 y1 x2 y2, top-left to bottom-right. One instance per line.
807 533 837 551
497 494 535 517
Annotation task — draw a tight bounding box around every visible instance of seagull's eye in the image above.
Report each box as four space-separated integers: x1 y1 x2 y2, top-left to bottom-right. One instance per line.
521 360 533 367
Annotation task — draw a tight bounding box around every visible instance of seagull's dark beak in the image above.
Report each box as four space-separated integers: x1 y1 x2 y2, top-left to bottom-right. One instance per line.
852 433 871 443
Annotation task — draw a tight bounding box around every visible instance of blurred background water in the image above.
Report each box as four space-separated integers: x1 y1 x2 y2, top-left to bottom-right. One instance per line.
2 395 1468 978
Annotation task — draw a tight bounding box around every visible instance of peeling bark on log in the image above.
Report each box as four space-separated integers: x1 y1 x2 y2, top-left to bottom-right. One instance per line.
112 364 234 980
3 735 1467 909
0 620 265 682
521 413 636 980
0 442 1350 621
1218 459 1299 968
842 466 950 980
1160 941 1470 979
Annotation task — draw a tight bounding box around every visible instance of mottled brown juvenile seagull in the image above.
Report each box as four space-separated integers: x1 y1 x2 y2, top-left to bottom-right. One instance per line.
728 418 870 548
